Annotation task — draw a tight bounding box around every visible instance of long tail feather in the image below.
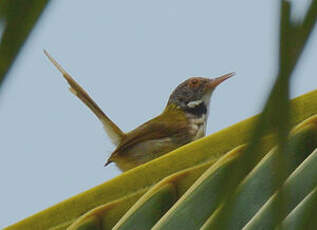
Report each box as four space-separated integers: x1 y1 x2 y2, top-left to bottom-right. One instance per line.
44 50 125 146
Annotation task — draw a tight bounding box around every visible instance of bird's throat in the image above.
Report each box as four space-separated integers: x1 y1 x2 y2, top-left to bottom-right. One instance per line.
184 101 209 140
184 102 207 117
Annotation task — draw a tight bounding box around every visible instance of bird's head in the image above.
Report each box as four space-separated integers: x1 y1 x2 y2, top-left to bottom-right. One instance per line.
167 72 234 116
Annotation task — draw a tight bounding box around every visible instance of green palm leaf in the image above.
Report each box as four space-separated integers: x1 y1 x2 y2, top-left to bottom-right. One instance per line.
0 0 50 88
201 117 317 230
5 90 317 230
244 146 317 229
277 185 317 230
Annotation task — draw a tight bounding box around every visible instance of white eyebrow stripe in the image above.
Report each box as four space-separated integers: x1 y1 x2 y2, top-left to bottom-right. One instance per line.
187 100 203 108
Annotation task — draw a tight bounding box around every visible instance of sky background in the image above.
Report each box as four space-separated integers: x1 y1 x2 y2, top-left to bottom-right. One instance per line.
1 0 316 227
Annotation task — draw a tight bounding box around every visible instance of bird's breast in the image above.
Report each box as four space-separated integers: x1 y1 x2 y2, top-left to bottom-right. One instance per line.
187 114 207 140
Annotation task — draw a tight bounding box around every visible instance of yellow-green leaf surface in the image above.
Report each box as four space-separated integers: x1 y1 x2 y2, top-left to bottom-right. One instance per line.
244 147 317 229
113 183 177 230
151 146 247 230
277 185 317 230
111 161 211 230
66 188 147 230
5 89 317 230
201 116 317 230
115 145 246 230
69 145 239 229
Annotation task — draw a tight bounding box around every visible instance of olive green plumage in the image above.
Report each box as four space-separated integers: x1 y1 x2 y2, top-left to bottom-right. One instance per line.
44 50 233 171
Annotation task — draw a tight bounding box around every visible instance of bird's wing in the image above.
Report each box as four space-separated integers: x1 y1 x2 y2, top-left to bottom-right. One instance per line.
106 110 189 164
44 50 125 146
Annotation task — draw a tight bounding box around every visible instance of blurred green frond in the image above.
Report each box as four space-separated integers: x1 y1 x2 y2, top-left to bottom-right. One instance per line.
0 0 50 89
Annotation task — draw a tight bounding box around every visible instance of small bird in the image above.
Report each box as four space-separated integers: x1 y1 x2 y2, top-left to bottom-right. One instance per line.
44 50 234 171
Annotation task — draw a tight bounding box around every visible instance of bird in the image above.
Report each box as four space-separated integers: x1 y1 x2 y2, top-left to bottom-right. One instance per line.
44 50 234 171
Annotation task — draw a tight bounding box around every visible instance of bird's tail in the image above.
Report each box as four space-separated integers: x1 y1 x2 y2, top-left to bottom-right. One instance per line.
44 50 125 149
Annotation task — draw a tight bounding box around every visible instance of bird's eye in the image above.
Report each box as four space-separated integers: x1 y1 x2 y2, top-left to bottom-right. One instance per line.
189 78 200 88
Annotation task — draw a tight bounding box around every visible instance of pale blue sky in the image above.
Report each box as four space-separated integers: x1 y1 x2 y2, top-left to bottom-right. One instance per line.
1 0 316 227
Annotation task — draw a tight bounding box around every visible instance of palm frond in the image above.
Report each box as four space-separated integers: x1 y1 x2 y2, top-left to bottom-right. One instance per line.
0 0 50 88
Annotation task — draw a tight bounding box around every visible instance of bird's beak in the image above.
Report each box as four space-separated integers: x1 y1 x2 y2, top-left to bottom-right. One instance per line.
208 72 235 89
